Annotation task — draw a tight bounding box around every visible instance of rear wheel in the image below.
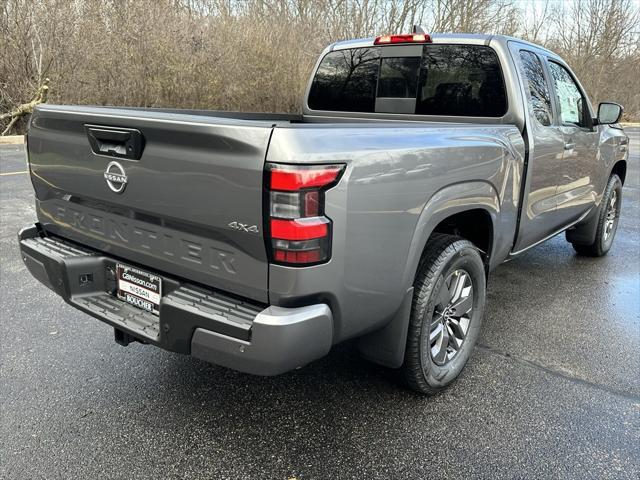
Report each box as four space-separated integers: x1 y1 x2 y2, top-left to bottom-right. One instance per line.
571 174 622 257
401 234 486 395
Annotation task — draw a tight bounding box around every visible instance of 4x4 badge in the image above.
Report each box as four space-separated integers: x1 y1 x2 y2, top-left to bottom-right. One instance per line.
228 221 259 234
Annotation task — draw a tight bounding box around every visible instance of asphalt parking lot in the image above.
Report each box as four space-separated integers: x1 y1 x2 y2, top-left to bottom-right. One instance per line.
1 129 638 480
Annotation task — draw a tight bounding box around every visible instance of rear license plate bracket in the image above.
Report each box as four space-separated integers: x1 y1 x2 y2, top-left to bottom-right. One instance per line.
116 264 162 316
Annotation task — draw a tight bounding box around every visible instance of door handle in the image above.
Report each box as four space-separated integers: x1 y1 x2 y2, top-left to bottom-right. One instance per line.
85 125 144 160
564 142 575 150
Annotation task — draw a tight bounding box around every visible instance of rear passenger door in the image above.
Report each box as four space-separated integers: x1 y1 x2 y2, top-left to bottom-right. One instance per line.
512 48 569 252
546 60 599 223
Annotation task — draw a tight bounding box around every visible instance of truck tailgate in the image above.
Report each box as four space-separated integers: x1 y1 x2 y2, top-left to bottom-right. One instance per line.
27 105 273 302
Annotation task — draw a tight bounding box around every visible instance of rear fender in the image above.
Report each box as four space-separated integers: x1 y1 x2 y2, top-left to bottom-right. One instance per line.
404 181 500 286
358 181 500 368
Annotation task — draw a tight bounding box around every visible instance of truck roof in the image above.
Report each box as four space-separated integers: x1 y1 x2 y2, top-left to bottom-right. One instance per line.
330 33 558 58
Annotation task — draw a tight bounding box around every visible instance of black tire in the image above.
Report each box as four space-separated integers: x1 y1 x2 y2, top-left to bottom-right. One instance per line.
571 174 622 257
401 233 486 395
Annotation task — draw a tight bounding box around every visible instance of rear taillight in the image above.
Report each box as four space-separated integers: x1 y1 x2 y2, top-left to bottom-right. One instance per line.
266 163 344 266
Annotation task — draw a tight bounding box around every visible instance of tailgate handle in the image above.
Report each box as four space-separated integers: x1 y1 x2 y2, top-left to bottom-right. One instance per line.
85 125 144 160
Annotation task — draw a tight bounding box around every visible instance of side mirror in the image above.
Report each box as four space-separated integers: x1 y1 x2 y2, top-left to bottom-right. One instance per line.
597 102 623 125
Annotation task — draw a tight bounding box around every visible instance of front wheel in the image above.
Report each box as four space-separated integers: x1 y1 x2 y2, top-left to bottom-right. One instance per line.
401 234 486 395
571 174 622 257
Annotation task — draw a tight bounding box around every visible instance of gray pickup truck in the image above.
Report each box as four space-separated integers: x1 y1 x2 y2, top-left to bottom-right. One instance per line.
19 33 629 394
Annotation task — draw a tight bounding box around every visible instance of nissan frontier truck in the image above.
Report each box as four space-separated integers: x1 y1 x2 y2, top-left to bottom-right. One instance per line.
19 32 628 394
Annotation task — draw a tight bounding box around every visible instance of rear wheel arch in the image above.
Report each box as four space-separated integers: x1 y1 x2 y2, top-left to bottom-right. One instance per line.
404 182 501 289
407 202 498 287
430 209 494 262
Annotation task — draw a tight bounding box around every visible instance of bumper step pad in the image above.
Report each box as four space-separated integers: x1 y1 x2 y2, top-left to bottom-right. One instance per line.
161 285 264 343
167 286 262 332
74 294 160 340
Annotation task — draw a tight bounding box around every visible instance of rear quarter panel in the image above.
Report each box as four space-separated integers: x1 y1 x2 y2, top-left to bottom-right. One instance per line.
267 123 525 342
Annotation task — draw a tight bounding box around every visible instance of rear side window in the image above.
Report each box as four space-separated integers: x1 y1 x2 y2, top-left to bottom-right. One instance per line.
308 44 507 117
519 51 553 126
307 48 380 112
416 45 507 117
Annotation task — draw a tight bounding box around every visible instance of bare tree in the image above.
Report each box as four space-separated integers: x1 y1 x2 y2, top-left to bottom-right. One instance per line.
548 0 640 115
2 0 639 135
427 0 519 34
519 0 554 44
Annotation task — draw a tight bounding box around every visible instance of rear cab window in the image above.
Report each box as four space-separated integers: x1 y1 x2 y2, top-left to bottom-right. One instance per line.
307 48 379 113
308 44 508 117
417 45 507 117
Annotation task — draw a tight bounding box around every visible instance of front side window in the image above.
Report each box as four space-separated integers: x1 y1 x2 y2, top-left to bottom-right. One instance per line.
519 51 553 126
308 48 380 112
549 62 586 127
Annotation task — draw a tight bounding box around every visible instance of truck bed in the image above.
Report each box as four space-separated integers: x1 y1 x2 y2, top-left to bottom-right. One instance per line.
28 104 525 316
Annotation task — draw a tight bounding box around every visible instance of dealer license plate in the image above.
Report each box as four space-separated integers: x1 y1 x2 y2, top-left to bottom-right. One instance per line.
116 264 162 316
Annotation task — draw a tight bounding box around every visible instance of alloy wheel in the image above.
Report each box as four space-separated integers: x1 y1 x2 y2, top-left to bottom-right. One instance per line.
603 189 619 242
429 269 474 365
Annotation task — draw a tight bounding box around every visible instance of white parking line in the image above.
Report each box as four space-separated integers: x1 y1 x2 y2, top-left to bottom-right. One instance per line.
0 170 28 176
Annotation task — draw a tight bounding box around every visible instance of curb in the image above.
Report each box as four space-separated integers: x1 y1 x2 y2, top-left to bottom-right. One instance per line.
0 135 25 145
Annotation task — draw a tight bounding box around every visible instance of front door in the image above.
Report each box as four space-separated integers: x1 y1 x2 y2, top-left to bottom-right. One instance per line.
546 60 599 224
